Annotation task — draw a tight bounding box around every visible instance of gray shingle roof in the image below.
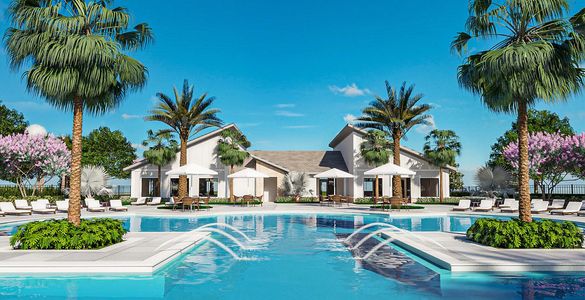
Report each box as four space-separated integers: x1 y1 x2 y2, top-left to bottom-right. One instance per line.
249 151 348 173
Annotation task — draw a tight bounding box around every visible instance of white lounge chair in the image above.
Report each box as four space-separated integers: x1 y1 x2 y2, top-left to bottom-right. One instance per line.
131 197 147 206
0 202 31 215
31 201 56 214
14 199 32 211
452 199 471 211
550 201 584 215
499 198 516 209
36 199 53 209
548 199 566 210
147 197 162 206
56 200 69 212
473 199 494 212
531 200 549 214
109 200 128 212
501 200 519 213
86 199 106 212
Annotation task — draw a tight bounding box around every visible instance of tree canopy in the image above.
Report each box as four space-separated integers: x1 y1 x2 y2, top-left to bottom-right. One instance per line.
0 101 28 136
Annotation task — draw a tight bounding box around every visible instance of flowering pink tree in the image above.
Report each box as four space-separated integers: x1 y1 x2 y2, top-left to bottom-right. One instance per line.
0 133 70 197
503 132 585 200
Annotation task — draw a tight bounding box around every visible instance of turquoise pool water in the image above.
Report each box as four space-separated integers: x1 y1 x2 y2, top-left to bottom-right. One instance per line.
0 214 584 299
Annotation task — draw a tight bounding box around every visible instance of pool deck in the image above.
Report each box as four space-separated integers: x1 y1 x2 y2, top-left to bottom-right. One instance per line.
0 231 209 274
387 231 585 272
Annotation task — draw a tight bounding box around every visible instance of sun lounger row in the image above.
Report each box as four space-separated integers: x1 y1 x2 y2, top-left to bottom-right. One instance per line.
0 199 129 217
452 198 585 215
130 197 162 206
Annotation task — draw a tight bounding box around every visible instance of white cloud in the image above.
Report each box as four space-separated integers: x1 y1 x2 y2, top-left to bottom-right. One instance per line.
121 113 142 120
343 114 357 124
238 122 261 128
416 115 436 135
4 100 52 111
275 110 304 117
131 143 148 150
284 125 315 129
275 104 295 108
329 83 371 97
26 124 47 136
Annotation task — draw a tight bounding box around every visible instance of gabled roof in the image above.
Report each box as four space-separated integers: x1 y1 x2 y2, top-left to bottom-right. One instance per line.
249 151 349 174
123 123 242 171
329 124 457 171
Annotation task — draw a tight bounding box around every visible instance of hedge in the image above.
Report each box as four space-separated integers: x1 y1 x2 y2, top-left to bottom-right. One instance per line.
466 218 583 249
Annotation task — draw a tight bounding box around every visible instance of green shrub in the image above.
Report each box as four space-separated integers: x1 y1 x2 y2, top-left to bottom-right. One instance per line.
415 197 469 205
0 195 65 203
466 218 584 249
275 197 319 203
0 185 63 198
369 204 424 210
450 191 471 197
10 219 126 250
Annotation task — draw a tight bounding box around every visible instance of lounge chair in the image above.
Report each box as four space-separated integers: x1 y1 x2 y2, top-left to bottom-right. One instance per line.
109 200 128 212
499 198 516 209
0 202 31 215
147 197 162 206
86 199 106 212
14 199 32 211
31 201 56 214
131 197 147 206
550 201 584 215
0 211 4 217
56 200 69 212
452 199 471 211
548 199 566 210
473 199 494 212
531 200 549 214
500 201 519 213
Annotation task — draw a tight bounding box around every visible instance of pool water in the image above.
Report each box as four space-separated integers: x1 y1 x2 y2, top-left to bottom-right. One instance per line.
0 214 584 299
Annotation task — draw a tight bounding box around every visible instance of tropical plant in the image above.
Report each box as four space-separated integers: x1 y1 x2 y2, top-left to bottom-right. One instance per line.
217 129 251 201
423 129 461 202
82 127 137 178
4 0 152 225
145 80 223 199
0 133 70 197
283 172 308 202
10 218 126 250
80 166 109 197
356 81 432 199
0 100 28 136
359 130 390 201
452 0 585 222
449 163 465 191
475 165 511 195
142 130 178 197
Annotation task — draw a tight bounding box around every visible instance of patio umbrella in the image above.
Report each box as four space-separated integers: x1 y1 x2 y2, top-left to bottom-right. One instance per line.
364 163 415 198
165 164 218 196
228 168 269 196
313 168 355 195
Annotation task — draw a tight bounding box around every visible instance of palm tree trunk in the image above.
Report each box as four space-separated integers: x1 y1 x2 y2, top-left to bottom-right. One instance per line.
229 165 235 202
517 101 532 222
68 97 83 226
158 164 162 197
392 130 402 199
439 167 444 203
178 137 188 199
374 175 379 204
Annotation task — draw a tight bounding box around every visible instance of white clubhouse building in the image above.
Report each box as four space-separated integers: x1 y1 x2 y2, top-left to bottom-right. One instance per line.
124 124 453 202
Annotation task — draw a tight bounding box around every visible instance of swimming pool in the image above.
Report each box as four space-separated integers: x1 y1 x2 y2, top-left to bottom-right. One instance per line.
1 214 584 299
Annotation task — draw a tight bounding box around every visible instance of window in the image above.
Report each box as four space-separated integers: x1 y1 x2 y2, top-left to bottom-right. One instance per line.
141 178 159 197
363 178 383 197
199 178 218 197
420 178 439 197
318 179 334 196
170 178 189 197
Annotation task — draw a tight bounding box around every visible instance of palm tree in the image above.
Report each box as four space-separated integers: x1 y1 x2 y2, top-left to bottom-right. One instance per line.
142 130 179 197
5 0 152 225
452 0 585 222
356 81 432 200
423 129 461 202
146 80 222 199
217 129 251 201
360 130 391 202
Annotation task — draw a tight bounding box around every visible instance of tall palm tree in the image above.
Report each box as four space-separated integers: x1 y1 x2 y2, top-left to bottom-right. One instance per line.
423 129 461 202
356 81 432 200
452 0 585 222
217 129 251 201
4 0 152 225
142 130 179 197
360 130 390 202
146 80 222 199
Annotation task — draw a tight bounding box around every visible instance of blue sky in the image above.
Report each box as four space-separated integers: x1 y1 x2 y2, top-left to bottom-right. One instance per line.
1 0 584 185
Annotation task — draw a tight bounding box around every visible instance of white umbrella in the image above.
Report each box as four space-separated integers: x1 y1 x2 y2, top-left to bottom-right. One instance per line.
165 164 218 196
314 168 354 195
228 168 269 196
364 163 415 176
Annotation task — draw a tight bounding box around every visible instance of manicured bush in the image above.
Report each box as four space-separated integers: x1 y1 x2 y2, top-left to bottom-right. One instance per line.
450 191 471 197
275 197 319 203
415 197 470 205
369 204 424 210
0 195 65 203
10 219 126 250
0 185 64 198
466 218 584 249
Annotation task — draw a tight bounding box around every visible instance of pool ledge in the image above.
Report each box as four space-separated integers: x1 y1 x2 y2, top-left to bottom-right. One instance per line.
0 231 209 274
385 231 585 272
